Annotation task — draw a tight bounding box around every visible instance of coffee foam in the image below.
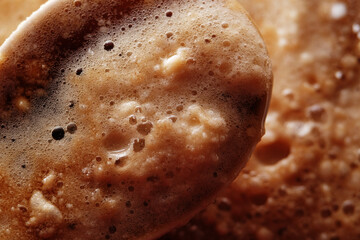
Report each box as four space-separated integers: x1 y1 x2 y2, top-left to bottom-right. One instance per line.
0 0 271 239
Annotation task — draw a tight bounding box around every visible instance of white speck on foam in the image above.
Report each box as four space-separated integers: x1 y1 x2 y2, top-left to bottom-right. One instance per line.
331 2 347 20
352 23 360 33
278 38 288 47
335 71 343 79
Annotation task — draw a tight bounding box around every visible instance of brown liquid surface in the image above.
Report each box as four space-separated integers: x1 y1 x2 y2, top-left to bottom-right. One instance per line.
0 0 271 239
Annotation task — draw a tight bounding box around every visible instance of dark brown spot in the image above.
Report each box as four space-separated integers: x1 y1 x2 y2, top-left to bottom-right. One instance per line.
166 11 173 17
136 122 153 135
52 126 65 140
241 94 268 116
129 115 137 125
76 68 83 75
217 198 232 211
147 176 159 182
133 138 145 152
342 200 355 215
109 225 117 234
249 193 268 206
74 0 81 7
68 223 77 230
104 40 115 51
308 105 325 121
67 122 77 134
321 209 332 218
255 138 291 165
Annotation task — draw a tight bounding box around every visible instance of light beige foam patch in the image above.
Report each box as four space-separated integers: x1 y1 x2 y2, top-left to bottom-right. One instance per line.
0 0 47 46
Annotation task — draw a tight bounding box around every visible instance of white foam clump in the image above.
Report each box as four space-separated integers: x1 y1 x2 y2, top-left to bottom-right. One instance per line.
162 47 190 74
330 2 347 20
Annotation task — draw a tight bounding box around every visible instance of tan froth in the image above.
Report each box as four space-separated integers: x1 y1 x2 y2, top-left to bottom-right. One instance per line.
0 0 271 239
163 1 360 239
